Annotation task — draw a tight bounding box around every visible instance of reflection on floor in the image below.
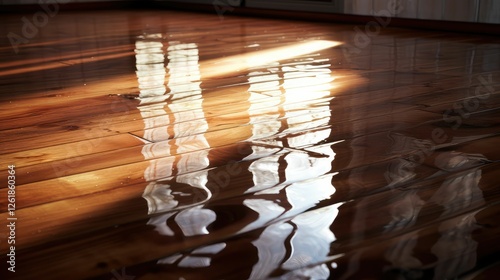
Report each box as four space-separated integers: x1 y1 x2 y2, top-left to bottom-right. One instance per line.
0 9 500 280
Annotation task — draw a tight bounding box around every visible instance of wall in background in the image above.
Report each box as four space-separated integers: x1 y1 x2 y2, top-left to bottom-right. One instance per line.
245 0 500 24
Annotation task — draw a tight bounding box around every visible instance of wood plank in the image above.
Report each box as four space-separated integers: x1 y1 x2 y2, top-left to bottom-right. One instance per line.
3 108 499 210
0 109 439 184
1 8 500 280
8 161 500 279
4 130 500 253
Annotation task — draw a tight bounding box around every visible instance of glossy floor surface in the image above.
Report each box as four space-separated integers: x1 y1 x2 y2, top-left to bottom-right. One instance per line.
1 9 500 280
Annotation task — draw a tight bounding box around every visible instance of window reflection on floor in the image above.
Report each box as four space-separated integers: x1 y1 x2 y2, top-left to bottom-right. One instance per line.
136 35 214 233
133 33 487 279
134 34 342 278
383 134 485 278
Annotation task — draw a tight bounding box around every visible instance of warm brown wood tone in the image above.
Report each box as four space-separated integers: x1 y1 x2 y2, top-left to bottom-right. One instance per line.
0 8 499 280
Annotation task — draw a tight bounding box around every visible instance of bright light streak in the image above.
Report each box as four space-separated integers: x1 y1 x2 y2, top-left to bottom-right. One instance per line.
201 40 342 78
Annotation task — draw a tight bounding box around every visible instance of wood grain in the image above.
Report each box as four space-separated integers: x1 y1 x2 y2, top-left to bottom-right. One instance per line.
0 8 499 280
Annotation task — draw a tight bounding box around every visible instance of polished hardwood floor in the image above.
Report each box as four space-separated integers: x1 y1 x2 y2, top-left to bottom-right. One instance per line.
1 8 500 280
